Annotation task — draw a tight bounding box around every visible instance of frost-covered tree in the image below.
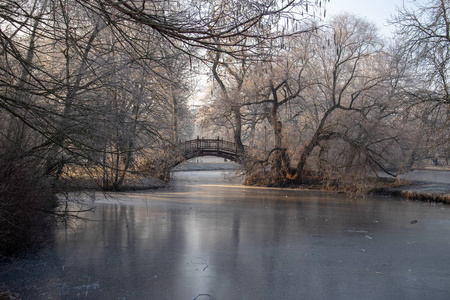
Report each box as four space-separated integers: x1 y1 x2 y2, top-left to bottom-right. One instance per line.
392 0 450 163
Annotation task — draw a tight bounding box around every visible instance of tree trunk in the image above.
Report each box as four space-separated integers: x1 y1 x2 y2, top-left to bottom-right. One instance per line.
170 84 179 144
232 106 245 153
288 105 337 181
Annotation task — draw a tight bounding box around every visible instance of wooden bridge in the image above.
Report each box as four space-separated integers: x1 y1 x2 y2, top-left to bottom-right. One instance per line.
178 137 241 162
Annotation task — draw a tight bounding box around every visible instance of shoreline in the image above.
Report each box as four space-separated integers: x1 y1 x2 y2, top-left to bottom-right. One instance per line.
370 181 450 204
59 164 450 204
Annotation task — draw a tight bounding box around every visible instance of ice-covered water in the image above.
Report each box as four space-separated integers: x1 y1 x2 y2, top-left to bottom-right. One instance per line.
2 170 450 299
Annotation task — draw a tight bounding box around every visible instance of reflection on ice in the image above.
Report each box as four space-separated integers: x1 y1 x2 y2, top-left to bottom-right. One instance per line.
2 170 450 299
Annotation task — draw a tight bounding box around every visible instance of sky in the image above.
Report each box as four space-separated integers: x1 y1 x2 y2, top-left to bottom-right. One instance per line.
325 0 418 37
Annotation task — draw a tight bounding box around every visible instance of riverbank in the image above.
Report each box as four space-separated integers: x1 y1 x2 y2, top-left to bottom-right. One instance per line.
58 160 449 203
370 168 450 203
175 165 450 204
56 175 167 191
371 181 450 204
245 168 450 204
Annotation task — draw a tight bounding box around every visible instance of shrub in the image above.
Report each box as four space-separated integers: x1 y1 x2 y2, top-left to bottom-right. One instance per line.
0 158 57 258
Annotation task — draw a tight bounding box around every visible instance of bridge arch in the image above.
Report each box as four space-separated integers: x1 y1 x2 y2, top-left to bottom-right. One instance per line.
178 137 241 162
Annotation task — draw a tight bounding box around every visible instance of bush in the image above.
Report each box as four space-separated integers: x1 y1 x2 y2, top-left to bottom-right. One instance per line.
0 158 57 258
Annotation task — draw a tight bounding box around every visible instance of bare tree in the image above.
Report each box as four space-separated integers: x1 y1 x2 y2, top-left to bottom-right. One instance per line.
1 0 195 189
242 28 318 180
76 0 327 55
284 14 403 184
391 0 450 164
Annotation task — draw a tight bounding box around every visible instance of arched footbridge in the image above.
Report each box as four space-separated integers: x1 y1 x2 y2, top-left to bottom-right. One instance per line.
178 137 242 162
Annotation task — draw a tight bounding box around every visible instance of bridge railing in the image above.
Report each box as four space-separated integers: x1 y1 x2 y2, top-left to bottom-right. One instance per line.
178 137 238 154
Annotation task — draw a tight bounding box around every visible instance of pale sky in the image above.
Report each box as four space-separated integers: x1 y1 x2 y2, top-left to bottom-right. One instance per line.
325 0 419 37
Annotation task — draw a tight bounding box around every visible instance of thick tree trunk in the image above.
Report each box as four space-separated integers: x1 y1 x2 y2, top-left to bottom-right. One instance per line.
288 105 337 181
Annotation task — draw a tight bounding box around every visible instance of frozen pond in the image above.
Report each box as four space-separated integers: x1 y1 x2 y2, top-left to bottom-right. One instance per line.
1 171 450 299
